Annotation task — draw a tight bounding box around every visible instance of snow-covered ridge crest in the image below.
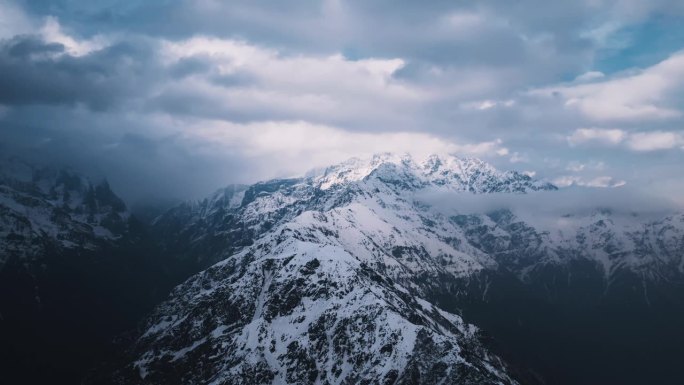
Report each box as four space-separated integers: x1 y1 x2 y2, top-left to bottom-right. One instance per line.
312 152 556 192
116 153 545 383
114 152 684 383
152 152 683 284
150 152 556 271
0 158 130 265
123 197 519 384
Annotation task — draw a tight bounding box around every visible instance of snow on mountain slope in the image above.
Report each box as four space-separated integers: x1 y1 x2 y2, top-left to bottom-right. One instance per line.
112 153 556 383
452 209 684 282
151 153 555 269
0 159 129 267
113 152 684 384
151 152 683 286
118 210 517 385
314 153 555 192
560 212 684 280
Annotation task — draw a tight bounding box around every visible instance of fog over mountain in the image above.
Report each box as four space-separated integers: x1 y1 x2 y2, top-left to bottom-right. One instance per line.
1 1 684 385
418 185 684 226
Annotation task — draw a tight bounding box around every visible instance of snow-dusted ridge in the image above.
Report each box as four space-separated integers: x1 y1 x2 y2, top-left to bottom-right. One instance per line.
0 158 130 267
149 153 556 268
113 153 562 384
112 152 683 384
2 153 682 384
127 227 516 384
312 152 556 192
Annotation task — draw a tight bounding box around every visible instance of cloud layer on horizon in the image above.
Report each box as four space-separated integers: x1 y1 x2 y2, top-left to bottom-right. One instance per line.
0 0 683 202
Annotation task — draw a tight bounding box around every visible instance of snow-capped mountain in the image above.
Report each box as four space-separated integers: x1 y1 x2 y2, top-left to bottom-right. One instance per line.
0 158 129 267
314 153 556 193
452 208 684 285
110 153 563 384
120 220 516 384
110 152 684 385
0 159 170 385
150 152 682 285
151 153 556 269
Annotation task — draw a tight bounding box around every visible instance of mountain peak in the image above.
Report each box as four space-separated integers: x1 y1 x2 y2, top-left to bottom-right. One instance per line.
0 159 130 264
312 152 556 193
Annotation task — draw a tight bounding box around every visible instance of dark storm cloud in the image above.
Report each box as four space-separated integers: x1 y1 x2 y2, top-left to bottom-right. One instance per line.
0 0 683 203
167 56 213 78
0 105 247 202
0 34 158 110
18 0 594 73
145 89 285 124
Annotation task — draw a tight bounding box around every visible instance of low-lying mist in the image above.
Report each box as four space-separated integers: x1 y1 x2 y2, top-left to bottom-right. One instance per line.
417 185 683 231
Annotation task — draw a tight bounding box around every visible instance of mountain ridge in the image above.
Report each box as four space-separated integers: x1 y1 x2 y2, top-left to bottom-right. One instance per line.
111 152 684 384
3 153 684 384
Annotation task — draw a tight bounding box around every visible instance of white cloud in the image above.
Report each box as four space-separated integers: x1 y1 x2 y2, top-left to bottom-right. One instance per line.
565 160 605 172
444 12 485 30
478 100 497 110
553 175 626 188
452 138 509 157
580 22 626 50
510 152 529 163
157 36 427 128
531 51 684 121
0 6 108 57
574 71 605 82
460 98 516 111
39 17 109 56
173 119 511 179
567 127 626 146
626 131 684 151
1 0 683 202
567 128 684 152
0 0 33 39
162 37 413 96
566 162 586 172
419 186 683 234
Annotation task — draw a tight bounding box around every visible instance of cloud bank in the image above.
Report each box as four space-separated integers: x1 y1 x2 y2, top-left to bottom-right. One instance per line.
0 0 682 203
417 185 684 233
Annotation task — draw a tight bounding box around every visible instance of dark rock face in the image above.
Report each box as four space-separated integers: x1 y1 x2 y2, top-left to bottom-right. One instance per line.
438 208 684 385
434 265 684 385
111 230 517 385
0 163 130 264
4 153 684 385
107 154 684 385
104 154 566 384
0 161 178 384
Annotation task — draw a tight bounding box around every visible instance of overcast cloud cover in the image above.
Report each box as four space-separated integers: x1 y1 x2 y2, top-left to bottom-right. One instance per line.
1 0 683 204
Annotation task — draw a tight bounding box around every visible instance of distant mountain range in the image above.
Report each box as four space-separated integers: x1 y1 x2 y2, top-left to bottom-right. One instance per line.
1 153 683 384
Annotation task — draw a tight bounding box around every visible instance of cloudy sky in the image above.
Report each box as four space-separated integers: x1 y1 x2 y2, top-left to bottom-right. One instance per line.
1 0 683 203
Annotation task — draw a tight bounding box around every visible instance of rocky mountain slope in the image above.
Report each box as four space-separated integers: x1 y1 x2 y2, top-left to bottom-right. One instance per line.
118 221 516 384
112 152 684 385
150 152 683 288
452 208 684 285
3 153 683 384
0 158 129 267
109 153 560 384
0 159 173 384
150 153 555 269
